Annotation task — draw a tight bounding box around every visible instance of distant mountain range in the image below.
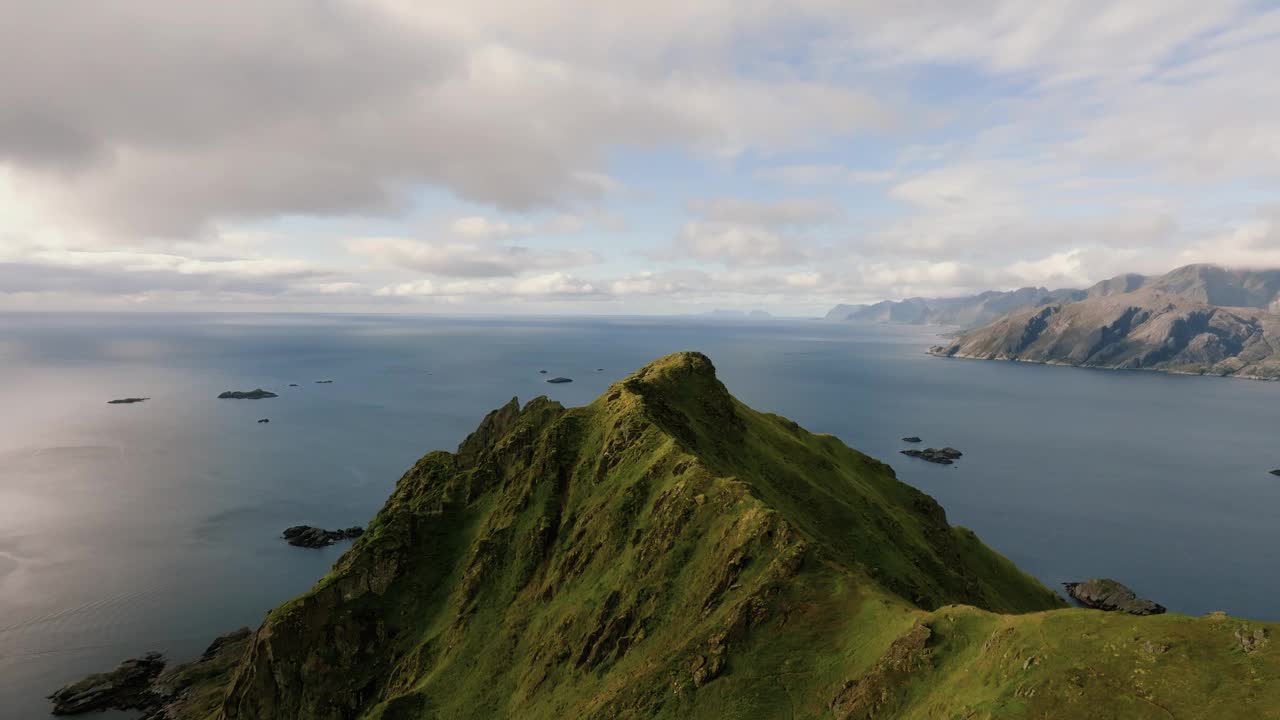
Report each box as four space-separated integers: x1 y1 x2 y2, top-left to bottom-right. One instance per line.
822 272 1176 329
927 264 1280 380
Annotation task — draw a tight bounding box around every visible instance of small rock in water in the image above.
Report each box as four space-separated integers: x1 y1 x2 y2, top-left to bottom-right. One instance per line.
47 652 166 715
315 379 334 384
902 436 922 443
539 370 549 374
282 525 364 548
1063 578 1166 616
597 368 604 371
1270 469 1280 477
257 418 270 424
546 377 573 384
900 447 963 465
107 397 149 405
218 389 278 400
289 383 299 387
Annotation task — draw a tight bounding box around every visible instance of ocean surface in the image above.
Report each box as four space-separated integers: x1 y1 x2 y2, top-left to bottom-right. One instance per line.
3 312 1279 717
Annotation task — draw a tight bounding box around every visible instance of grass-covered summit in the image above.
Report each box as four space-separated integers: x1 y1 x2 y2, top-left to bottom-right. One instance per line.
193 352 1275 719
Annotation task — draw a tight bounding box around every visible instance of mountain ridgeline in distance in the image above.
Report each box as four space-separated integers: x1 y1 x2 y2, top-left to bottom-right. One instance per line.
931 265 1280 380
76 352 1278 719
826 264 1280 331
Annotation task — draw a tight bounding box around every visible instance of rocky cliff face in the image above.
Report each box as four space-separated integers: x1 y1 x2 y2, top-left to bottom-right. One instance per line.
143 352 1280 719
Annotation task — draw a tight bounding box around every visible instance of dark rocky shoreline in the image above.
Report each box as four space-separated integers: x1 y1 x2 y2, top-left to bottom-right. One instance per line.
282 525 363 548
48 628 251 717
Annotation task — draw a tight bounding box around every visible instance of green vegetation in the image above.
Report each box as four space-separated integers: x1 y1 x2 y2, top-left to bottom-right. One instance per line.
187 352 1276 719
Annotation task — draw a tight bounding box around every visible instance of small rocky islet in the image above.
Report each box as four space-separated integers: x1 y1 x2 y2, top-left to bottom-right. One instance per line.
546 377 573 384
901 436 922 443
47 628 251 717
282 525 363 548
217 389 277 400
900 446 963 465
1270 469 1280 477
257 418 270 424
315 380 334 384
107 397 149 405
1063 578 1166 616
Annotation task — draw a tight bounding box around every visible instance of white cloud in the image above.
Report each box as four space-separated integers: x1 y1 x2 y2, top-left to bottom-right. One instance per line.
4 1 1280 312
347 237 599 278
674 222 808 267
374 271 599 298
687 197 840 227
449 214 586 241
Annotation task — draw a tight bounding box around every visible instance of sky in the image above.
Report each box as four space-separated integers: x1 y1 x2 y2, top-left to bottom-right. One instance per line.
2 1 1280 315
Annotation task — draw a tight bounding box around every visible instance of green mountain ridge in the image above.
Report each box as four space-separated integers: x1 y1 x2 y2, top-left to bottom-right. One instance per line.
138 353 1276 719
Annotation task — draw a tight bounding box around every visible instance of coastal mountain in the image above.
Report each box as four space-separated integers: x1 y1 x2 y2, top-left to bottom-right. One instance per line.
825 265 1280 330
93 353 1278 718
932 265 1280 380
825 287 1086 328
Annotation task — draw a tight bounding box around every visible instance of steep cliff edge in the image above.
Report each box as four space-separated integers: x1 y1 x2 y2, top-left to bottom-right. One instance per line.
138 352 1277 719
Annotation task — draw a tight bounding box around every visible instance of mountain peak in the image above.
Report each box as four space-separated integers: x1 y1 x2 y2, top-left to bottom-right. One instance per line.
135 353 1280 719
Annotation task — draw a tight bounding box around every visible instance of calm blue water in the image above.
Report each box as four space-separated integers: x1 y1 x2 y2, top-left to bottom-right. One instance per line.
2 312 1279 717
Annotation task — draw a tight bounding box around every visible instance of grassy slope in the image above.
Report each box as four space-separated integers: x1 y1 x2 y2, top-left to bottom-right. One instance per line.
206 353 1277 720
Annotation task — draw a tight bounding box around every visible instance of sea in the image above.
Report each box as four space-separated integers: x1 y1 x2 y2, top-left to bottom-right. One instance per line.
2 312 1279 717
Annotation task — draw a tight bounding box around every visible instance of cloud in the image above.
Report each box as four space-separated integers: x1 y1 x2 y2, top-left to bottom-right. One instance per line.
374 271 600 298
0 1 890 241
4 1 1280 312
347 237 600 278
674 223 810 267
0 248 341 300
449 214 586 241
687 197 840 227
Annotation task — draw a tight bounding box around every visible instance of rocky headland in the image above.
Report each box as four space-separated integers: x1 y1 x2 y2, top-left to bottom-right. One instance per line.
929 265 1280 380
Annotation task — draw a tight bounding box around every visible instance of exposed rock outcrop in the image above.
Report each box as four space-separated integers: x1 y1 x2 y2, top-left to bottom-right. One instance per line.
281 525 363 548
48 628 251 718
107 397 149 404
48 652 166 715
1063 578 1166 616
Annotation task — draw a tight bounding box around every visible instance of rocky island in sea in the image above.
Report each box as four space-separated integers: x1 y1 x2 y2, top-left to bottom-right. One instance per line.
217 389 278 400
51 352 1280 719
900 446 963 465
107 397 149 404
